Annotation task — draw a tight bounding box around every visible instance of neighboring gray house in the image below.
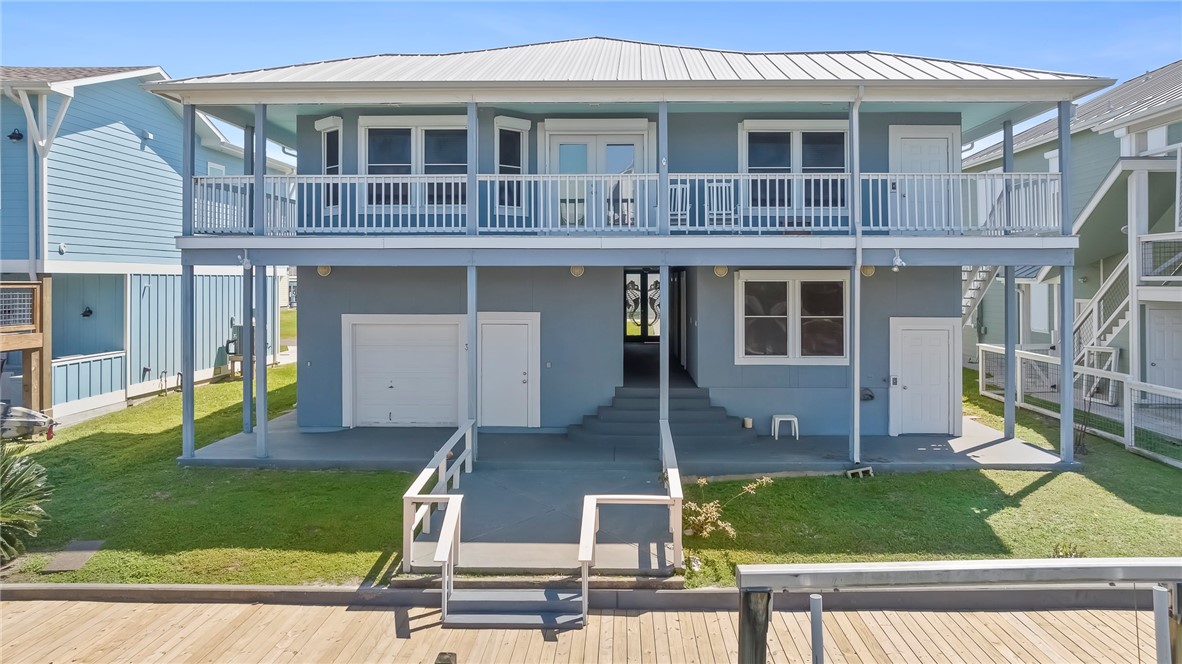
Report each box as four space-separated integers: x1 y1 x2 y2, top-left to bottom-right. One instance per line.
0 66 291 422
963 60 1182 388
148 38 1109 464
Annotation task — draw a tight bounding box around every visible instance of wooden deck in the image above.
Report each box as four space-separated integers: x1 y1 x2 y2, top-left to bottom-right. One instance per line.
0 600 1157 663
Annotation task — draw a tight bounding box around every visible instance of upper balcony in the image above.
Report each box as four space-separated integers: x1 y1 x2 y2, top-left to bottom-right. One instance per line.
191 171 1061 237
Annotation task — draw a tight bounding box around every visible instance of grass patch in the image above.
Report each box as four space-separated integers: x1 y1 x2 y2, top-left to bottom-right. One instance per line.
7 365 412 585
280 308 297 342
683 368 1182 587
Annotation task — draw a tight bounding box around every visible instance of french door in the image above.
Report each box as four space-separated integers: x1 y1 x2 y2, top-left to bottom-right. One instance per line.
549 135 645 229
624 269 661 342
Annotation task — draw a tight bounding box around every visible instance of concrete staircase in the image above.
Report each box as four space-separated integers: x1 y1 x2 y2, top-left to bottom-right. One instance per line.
443 589 583 629
568 385 757 446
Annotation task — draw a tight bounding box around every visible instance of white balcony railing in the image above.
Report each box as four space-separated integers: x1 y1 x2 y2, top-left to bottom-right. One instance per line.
862 172 1061 235
191 171 1062 237
478 173 660 233
1140 232 1182 282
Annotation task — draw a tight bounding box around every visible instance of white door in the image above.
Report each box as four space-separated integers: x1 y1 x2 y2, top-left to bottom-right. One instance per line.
479 322 530 426
352 322 460 426
898 137 951 229
549 135 644 228
1146 306 1182 389
893 323 950 432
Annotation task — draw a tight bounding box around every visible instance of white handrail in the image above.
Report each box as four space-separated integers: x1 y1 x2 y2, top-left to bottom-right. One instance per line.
666 173 851 232
1073 253 1130 355
861 172 1060 235
401 419 475 574
478 173 660 234
433 494 463 622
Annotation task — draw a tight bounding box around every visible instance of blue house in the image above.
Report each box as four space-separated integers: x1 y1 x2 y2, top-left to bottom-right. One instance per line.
0 66 291 423
148 38 1112 467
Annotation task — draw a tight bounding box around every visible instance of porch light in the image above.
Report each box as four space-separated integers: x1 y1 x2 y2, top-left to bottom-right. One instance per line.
81 307 93 318
570 265 584 278
860 265 876 277
891 249 906 273
713 265 728 278
317 265 332 277
7 128 22 142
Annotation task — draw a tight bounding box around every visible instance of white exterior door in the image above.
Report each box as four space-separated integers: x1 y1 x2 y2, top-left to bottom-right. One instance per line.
479 322 530 426
889 126 958 231
549 135 644 228
890 318 961 436
350 321 461 426
1146 305 1182 389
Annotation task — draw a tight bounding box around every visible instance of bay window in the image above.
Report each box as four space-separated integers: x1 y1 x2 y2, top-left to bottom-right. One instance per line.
735 270 848 364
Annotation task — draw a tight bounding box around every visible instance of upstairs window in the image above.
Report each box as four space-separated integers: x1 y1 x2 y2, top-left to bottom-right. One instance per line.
314 116 344 206
740 121 848 209
359 116 468 206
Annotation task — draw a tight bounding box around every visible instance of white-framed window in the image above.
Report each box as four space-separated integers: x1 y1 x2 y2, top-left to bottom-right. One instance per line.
358 116 467 207
314 116 344 206
738 120 848 209
494 116 530 208
734 270 849 365
206 162 226 177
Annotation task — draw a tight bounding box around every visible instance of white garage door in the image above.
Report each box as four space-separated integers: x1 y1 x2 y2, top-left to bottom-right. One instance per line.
352 322 460 426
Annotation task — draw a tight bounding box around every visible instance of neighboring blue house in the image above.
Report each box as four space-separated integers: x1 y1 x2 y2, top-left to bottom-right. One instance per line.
150 38 1111 465
962 60 1182 389
0 66 291 422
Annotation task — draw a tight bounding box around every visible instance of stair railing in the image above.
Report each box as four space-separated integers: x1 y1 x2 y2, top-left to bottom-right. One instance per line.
1073 255 1130 362
401 419 475 573
434 495 464 622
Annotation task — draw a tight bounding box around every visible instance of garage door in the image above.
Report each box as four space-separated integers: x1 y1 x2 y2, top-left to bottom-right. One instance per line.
352 322 460 426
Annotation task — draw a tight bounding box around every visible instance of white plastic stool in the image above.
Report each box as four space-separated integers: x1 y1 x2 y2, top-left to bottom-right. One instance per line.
772 414 799 441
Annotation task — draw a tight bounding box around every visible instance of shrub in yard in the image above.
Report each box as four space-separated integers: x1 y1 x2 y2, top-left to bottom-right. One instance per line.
1051 542 1084 558
0 443 53 563
683 476 773 539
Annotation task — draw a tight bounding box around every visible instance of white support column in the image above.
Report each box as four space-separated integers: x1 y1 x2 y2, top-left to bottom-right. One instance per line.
1057 100 1075 463
467 266 479 457
254 263 268 458
241 124 255 434
1127 170 1149 382
253 105 266 237
659 263 670 421
466 102 478 236
657 101 669 235
180 103 196 459
1002 120 1017 439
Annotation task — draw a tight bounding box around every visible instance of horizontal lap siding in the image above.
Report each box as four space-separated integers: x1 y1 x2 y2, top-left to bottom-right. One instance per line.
128 273 250 389
1 96 30 260
52 353 125 405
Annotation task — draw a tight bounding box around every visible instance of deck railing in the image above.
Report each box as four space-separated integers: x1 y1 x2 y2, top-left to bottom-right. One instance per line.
400 419 475 574
1140 232 1182 282
191 172 1062 237
0 282 40 334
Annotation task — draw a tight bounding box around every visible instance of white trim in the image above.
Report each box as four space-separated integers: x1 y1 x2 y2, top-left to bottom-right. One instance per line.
48 390 125 419
340 314 468 428
733 269 849 366
313 115 343 132
493 118 530 177
1140 286 1182 303
1043 149 1059 172
356 115 468 178
41 260 244 276
494 115 532 132
477 311 541 428
888 125 962 174
127 365 220 398
739 119 848 133
206 162 226 177
888 316 962 436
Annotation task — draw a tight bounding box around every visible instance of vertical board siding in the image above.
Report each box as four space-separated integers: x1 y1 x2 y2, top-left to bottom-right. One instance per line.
127 272 255 389
43 77 247 264
52 273 124 357
52 353 125 405
0 96 30 261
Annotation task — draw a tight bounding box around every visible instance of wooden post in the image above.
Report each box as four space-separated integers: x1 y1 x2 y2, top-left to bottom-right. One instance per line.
738 587 771 664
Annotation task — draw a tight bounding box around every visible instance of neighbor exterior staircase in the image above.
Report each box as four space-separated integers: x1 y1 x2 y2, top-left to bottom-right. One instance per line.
1073 255 1130 371
568 385 756 447
961 265 999 324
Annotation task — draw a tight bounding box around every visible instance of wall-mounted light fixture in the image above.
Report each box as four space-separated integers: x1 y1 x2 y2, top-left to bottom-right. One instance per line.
7 128 23 143
316 265 332 277
713 265 729 278
860 265 876 278
81 306 93 318
1078 275 1089 284
569 265 585 278
892 249 906 273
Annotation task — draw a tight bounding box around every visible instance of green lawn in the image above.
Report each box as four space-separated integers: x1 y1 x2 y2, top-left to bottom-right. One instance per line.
683 368 1182 587
7 365 412 586
279 308 297 352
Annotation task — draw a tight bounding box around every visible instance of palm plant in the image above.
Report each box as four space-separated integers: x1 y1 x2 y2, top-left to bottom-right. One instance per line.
0 442 53 564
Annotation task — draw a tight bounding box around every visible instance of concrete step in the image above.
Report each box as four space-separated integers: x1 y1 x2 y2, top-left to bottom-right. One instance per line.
443 610 584 630
611 396 713 410
614 386 709 399
582 416 748 436
568 426 654 446
596 406 729 422
448 589 582 614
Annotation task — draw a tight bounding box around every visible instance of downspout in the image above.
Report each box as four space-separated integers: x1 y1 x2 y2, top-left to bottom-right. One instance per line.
850 85 864 465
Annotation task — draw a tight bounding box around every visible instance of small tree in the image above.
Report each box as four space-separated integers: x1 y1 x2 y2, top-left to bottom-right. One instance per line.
0 443 53 564
683 476 773 539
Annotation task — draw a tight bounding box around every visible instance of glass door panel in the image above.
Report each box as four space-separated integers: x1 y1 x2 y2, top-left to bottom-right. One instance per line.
552 140 591 228
624 269 661 341
603 142 638 227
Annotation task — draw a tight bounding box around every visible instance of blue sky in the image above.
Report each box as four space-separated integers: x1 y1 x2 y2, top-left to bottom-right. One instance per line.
2 1 1179 152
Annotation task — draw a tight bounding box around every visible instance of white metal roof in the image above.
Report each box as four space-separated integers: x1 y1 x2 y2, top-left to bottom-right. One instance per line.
964 59 1182 167
160 37 1102 86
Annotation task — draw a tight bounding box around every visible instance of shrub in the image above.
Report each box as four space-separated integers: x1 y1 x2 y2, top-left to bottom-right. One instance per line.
0 443 53 563
683 476 773 539
1051 542 1084 558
